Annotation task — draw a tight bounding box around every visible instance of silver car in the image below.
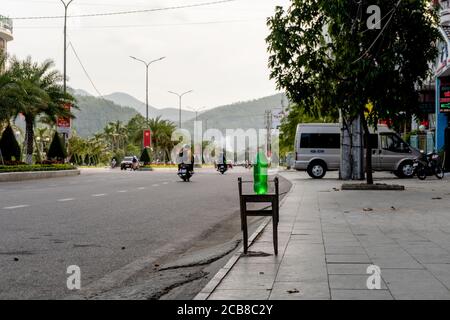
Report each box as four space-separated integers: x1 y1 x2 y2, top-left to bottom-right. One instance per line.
294 123 420 179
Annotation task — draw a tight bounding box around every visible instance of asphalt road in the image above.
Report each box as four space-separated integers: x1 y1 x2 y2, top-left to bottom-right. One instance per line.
0 167 291 299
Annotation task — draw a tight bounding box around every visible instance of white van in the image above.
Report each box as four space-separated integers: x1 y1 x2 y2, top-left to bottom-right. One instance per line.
294 123 420 179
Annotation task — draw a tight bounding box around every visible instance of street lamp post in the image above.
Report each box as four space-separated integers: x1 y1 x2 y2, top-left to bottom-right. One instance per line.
60 0 74 94
169 90 193 128
130 56 166 123
187 106 206 122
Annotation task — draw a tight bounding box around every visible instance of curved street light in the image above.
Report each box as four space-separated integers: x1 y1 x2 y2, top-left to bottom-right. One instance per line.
168 90 194 129
130 56 166 123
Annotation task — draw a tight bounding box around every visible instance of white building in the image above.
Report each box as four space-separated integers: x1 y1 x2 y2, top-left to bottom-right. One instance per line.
0 15 13 54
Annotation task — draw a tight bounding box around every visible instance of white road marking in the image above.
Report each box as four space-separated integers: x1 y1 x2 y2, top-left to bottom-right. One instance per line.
92 194 107 197
152 184 160 187
3 205 30 210
163 182 169 185
117 190 128 193
58 198 75 202
137 187 146 190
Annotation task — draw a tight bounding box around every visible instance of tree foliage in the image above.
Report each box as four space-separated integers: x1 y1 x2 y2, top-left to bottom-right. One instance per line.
140 147 152 165
267 0 440 183
0 125 21 162
47 132 67 161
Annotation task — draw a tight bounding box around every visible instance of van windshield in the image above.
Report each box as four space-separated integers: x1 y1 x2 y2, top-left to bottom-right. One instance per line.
380 133 409 153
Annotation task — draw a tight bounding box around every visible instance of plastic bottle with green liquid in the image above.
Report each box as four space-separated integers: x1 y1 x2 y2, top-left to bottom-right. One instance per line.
254 150 268 195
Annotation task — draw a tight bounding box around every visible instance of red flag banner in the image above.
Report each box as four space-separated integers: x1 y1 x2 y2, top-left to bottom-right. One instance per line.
143 129 152 148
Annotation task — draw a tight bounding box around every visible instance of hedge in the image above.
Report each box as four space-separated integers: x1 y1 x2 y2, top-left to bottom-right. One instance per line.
0 164 76 173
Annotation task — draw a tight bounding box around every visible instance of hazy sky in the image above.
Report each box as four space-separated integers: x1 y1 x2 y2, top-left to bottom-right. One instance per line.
2 0 290 110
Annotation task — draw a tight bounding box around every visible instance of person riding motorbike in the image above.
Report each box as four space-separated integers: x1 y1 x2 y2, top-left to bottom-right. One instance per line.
111 158 117 169
178 144 194 174
217 151 227 172
132 156 139 171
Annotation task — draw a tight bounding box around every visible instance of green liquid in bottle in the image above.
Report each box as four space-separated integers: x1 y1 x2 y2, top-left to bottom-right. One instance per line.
254 151 268 195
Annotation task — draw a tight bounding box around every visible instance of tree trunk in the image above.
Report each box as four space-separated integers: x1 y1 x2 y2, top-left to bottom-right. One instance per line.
34 136 42 163
340 113 353 180
361 113 374 185
25 116 34 164
352 114 365 180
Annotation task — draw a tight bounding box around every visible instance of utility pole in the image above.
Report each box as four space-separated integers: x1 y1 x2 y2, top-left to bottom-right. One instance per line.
265 110 273 157
169 90 193 128
130 56 166 123
61 0 74 94
59 0 74 151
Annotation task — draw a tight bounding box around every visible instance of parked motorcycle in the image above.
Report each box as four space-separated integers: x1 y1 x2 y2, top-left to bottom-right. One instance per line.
217 163 228 175
178 163 193 182
413 151 444 180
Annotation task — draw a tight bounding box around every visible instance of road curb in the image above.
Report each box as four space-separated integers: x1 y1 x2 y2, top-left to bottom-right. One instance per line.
193 217 271 300
193 176 293 300
0 169 80 182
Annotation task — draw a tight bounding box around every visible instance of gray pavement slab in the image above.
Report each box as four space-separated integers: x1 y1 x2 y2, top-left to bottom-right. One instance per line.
206 171 450 300
331 289 393 300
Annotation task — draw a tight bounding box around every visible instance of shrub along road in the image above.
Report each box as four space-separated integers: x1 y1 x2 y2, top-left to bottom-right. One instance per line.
0 167 291 299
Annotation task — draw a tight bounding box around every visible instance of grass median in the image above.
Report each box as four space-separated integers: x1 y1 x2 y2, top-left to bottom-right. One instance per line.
0 164 77 173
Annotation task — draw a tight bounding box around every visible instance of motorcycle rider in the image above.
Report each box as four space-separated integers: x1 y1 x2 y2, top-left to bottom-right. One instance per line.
217 150 227 172
178 144 194 174
132 156 139 171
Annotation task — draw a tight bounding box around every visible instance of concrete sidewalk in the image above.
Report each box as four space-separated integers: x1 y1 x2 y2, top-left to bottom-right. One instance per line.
197 171 450 300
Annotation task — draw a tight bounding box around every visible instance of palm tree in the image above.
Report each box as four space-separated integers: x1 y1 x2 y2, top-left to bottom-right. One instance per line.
148 117 176 163
0 54 18 126
8 57 76 164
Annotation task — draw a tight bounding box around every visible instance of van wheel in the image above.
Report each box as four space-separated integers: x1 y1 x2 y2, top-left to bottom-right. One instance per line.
396 161 414 179
307 161 327 179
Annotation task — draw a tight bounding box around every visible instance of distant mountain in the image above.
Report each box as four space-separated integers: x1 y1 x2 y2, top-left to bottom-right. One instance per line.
68 88 94 97
72 95 138 137
65 90 287 138
103 92 195 123
183 93 288 133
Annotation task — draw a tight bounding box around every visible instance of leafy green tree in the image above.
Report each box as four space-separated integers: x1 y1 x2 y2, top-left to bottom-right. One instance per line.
126 114 176 163
267 0 440 184
47 132 67 161
84 154 90 166
0 125 21 162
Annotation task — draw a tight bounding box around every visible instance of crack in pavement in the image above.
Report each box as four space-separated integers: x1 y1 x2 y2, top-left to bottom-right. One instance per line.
158 240 241 272
85 240 241 300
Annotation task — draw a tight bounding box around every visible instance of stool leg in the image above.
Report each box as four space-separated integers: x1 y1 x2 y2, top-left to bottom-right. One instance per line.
243 215 249 255
273 215 278 256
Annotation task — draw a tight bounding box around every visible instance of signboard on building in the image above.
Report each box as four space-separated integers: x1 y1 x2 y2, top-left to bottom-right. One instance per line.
56 104 71 135
440 78 450 113
143 129 152 148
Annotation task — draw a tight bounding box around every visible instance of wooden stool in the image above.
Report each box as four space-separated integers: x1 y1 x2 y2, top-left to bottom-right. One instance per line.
238 177 280 255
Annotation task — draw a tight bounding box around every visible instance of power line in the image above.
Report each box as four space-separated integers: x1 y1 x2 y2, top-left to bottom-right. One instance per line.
11 0 237 20
14 18 264 30
353 0 401 63
361 4 397 34
68 40 104 98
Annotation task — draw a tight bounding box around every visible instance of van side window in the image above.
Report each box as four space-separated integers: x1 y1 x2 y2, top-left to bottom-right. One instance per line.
300 133 340 149
380 133 409 153
364 134 379 149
